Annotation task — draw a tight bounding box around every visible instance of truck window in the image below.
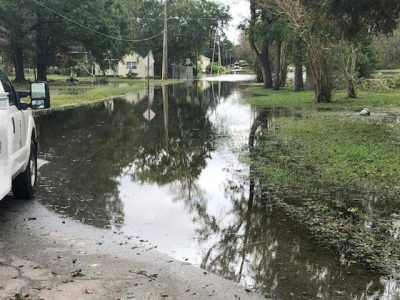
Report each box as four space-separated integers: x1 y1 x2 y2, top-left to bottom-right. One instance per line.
0 70 16 106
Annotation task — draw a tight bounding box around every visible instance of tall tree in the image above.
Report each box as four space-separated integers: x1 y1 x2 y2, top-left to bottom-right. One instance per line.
248 0 273 88
291 35 306 92
258 0 400 102
123 0 230 75
1 0 131 81
259 0 336 102
330 0 400 98
0 0 35 82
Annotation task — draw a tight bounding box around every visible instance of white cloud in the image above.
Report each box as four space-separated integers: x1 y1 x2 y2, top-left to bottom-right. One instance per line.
214 0 249 44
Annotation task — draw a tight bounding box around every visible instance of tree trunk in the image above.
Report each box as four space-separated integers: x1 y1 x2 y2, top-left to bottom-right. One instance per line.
314 73 332 103
249 0 273 89
340 45 357 98
254 61 263 83
36 10 48 82
280 66 288 87
307 45 332 103
259 44 273 88
273 40 282 90
305 65 314 90
13 46 26 83
280 42 288 87
346 78 356 98
294 64 304 92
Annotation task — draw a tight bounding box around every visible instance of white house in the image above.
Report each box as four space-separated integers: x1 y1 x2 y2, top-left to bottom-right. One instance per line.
197 55 211 73
96 51 155 78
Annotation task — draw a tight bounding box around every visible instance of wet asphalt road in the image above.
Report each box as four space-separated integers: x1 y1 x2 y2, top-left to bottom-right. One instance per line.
0 195 262 299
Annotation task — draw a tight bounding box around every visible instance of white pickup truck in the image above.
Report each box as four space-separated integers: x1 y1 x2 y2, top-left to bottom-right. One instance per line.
0 68 50 200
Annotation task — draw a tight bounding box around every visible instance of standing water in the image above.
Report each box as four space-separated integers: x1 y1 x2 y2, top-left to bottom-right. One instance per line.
35 76 397 299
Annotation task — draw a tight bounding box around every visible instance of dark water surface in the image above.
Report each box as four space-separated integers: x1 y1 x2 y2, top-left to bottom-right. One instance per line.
35 76 398 299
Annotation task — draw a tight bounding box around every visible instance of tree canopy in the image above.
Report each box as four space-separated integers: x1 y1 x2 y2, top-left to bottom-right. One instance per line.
0 0 230 81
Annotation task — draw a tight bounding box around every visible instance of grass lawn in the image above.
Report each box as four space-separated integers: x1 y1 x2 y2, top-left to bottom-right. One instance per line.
247 86 400 109
247 85 400 273
12 75 181 108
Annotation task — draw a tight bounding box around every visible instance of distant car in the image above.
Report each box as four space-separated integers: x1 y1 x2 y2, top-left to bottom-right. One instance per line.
233 63 240 70
0 67 50 200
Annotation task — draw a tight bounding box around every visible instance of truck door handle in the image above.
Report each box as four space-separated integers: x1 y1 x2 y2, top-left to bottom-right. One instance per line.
11 117 15 134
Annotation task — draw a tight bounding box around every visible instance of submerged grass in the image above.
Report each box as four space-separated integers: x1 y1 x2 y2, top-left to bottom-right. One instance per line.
248 85 400 273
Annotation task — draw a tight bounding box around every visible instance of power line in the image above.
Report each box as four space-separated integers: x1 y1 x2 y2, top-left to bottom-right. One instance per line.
31 0 164 42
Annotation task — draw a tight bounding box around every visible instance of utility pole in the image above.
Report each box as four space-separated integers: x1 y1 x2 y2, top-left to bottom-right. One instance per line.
161 0 168 80
210 29 218 75
147 52 150 81
217 34 221 75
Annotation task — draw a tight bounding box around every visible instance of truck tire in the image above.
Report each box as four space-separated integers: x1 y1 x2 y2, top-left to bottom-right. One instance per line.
12 141 37 199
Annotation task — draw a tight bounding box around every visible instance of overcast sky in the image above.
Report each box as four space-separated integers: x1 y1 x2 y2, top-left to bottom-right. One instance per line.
214 0 249 44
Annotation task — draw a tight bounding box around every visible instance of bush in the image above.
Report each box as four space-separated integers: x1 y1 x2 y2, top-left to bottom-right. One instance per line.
95 77 109 85
66 76 79 84
357 77 400 93
126 71 138 79
206 65 225 74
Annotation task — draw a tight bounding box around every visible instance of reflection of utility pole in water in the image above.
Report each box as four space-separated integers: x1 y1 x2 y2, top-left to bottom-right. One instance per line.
143 84 155 122
162 85 169 150
218 81 221 101
211 82 216 104
195 80 199 103
210 29 217 75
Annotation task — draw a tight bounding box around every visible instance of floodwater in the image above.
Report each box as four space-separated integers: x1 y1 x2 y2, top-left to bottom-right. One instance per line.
35 76 399 299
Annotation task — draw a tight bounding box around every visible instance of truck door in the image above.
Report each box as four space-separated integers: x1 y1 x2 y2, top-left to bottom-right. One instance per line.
0 71 24 174
0 85 11 199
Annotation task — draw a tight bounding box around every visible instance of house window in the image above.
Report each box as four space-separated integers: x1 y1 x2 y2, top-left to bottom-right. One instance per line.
126 62 137 71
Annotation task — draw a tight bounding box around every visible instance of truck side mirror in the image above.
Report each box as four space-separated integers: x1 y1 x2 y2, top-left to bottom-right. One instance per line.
30 82 50 109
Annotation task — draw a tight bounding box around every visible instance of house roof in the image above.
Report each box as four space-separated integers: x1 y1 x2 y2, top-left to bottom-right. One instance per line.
134 50 153 59
199 55 211 61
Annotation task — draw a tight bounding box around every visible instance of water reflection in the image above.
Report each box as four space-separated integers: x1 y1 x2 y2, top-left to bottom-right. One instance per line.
35 80 398 299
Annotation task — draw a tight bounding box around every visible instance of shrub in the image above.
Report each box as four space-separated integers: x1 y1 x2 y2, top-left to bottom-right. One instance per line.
356 77 400 93
95 77 109 85
206 65 225 74
126 71 138 79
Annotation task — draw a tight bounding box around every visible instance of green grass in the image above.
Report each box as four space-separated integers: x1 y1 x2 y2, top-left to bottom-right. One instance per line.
375 69 400 77
12 75 181 108
254 118 400 272
257 118 400 187
51 83 149 107
247 84 400 273
247 86 400 110
248 84 400 189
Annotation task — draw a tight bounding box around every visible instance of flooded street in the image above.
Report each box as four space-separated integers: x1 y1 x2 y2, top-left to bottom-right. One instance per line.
1 76 399 299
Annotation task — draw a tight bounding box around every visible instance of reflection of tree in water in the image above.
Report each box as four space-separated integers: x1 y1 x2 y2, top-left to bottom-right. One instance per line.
35 82 221 229
129 86 215 186
36 103 128 228
188 109 386 300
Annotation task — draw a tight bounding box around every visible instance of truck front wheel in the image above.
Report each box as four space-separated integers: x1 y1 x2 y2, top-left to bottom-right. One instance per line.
12 141 37 199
